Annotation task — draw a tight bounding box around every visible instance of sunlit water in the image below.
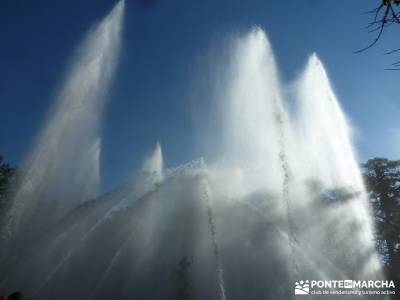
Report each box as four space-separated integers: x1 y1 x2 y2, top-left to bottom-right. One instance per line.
0 7 386 300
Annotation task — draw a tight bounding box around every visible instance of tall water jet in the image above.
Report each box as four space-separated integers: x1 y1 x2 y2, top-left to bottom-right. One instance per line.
212 28 300 281
214 27 291 198
1 0 124 261
291 53 381 279
295 53 365 191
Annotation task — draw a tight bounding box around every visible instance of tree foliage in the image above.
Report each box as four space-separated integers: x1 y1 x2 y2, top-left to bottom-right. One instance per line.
0 154 16 206
362 158 400 279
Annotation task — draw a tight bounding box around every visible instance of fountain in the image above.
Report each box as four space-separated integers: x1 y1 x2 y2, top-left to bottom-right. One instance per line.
0 6 387 299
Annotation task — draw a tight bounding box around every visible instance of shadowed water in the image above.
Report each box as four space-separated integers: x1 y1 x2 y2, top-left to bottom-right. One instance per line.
0 17 387 300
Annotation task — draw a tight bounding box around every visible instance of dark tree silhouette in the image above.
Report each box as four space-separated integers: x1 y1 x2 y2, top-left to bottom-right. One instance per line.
6 291 31 300
358 0 400 69
0 291 31 300
362 158 400 280
0 154 16 206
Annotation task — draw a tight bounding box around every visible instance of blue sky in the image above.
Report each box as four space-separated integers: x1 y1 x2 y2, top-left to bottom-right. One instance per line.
0 0 399 191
